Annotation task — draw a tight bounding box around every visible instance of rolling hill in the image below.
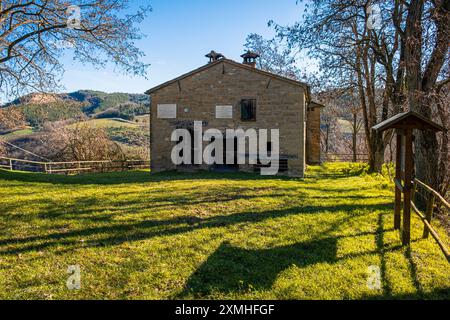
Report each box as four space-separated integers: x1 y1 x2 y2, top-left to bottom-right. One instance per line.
1 91 150 161
2 90 150 126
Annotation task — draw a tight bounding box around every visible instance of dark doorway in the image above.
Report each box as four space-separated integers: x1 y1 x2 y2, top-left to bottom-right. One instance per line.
213 137 238 172
177 127 196 167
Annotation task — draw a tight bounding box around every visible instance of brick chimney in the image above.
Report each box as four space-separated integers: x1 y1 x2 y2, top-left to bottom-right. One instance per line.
241 50 260 68
205 50 225 63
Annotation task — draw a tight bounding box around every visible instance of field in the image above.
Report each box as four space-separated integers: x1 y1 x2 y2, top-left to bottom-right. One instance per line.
1 118 148 152
0 163 448 299
1 128 34 141
70 118 142 129
0 119 140 142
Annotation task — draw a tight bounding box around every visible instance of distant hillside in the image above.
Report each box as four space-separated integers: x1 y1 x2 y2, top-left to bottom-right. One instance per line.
67 90 149 115
19 101 86 127
5 92 64 106
2 90 150 127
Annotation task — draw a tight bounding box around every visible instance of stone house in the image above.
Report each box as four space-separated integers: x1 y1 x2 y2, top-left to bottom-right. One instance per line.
146 51 324 177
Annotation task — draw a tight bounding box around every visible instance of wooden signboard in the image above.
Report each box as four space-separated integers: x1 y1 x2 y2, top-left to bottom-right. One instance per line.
372 111 443 245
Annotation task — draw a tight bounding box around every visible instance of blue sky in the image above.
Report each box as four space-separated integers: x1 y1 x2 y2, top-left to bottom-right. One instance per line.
61 0 306 95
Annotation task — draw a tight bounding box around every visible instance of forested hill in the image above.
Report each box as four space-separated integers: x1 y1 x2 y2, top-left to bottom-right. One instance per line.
66 90 150 115
2 90 150 127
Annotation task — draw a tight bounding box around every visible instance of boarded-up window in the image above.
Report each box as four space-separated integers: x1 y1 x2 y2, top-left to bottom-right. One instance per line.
216 105 233 119
157 104 177 119
241 99 256 121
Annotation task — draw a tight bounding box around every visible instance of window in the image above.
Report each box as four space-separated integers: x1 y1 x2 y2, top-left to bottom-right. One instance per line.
241 99 256 121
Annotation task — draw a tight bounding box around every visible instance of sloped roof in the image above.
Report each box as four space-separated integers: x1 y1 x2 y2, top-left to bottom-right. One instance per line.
372 111 444 132
145 58 310 95
309 101 326 108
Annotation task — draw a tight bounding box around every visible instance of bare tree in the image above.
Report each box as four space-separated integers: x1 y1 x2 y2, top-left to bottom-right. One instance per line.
0 106 25 131
39 121 123 161
272 0 448 179
244 33 303 80
315 88 366 162
0 0 151 98
271 0 391 172
401 0 449 190
0 107 25 155
342 90 365 162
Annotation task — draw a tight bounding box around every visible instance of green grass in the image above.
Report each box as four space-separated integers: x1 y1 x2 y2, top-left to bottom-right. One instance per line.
0 163 448 299
73 118 140 129
1 127 34 141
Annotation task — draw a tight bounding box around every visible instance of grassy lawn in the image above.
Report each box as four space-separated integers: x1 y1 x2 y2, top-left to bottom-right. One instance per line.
0 163 448 299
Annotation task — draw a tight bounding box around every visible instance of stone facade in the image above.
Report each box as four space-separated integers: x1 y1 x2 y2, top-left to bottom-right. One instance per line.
147 59 321 177
306 103 323 164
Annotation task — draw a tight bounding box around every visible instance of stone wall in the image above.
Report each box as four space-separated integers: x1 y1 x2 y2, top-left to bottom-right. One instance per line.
150 60 307 177
306 106 321 164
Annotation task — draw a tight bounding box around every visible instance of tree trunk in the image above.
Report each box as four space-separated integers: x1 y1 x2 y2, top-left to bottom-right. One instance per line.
352 113 357 162
415 129 439 189
436 97 449 197
403 0 440 189
369 131 385 172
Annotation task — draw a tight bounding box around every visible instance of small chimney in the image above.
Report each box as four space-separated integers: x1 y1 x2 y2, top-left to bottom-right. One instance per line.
241 50 260 68
205 50 225 63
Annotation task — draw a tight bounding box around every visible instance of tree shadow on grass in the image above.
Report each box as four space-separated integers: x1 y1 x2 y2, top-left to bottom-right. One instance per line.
0 202 392 255
176 210 442 299
365 211 447 299
0 170 295 185
178 238 338 298
0 166 361 186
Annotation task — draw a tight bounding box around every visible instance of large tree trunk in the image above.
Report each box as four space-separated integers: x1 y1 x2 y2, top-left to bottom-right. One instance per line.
352 113 357 162
436 96 450 197
403 0 440 189
415 129 439 189
369 131 385 172
412 92 440 191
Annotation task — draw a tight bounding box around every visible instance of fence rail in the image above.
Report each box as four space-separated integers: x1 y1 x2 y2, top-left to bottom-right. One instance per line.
411 178 450 262
324 153 369 162
0 157 150 174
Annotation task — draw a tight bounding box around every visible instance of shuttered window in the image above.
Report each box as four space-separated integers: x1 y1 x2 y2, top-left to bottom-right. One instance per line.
241 99 256 121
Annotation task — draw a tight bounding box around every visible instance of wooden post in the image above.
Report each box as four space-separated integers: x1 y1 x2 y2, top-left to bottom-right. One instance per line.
9 158 13 171
402 129 413 245
411 180 417 206
423 195 435 238
394 133 402 230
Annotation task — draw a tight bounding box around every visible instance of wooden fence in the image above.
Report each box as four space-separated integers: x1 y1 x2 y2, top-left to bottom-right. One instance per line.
0 157 150 174
410 178 450 262
324 153 369 162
